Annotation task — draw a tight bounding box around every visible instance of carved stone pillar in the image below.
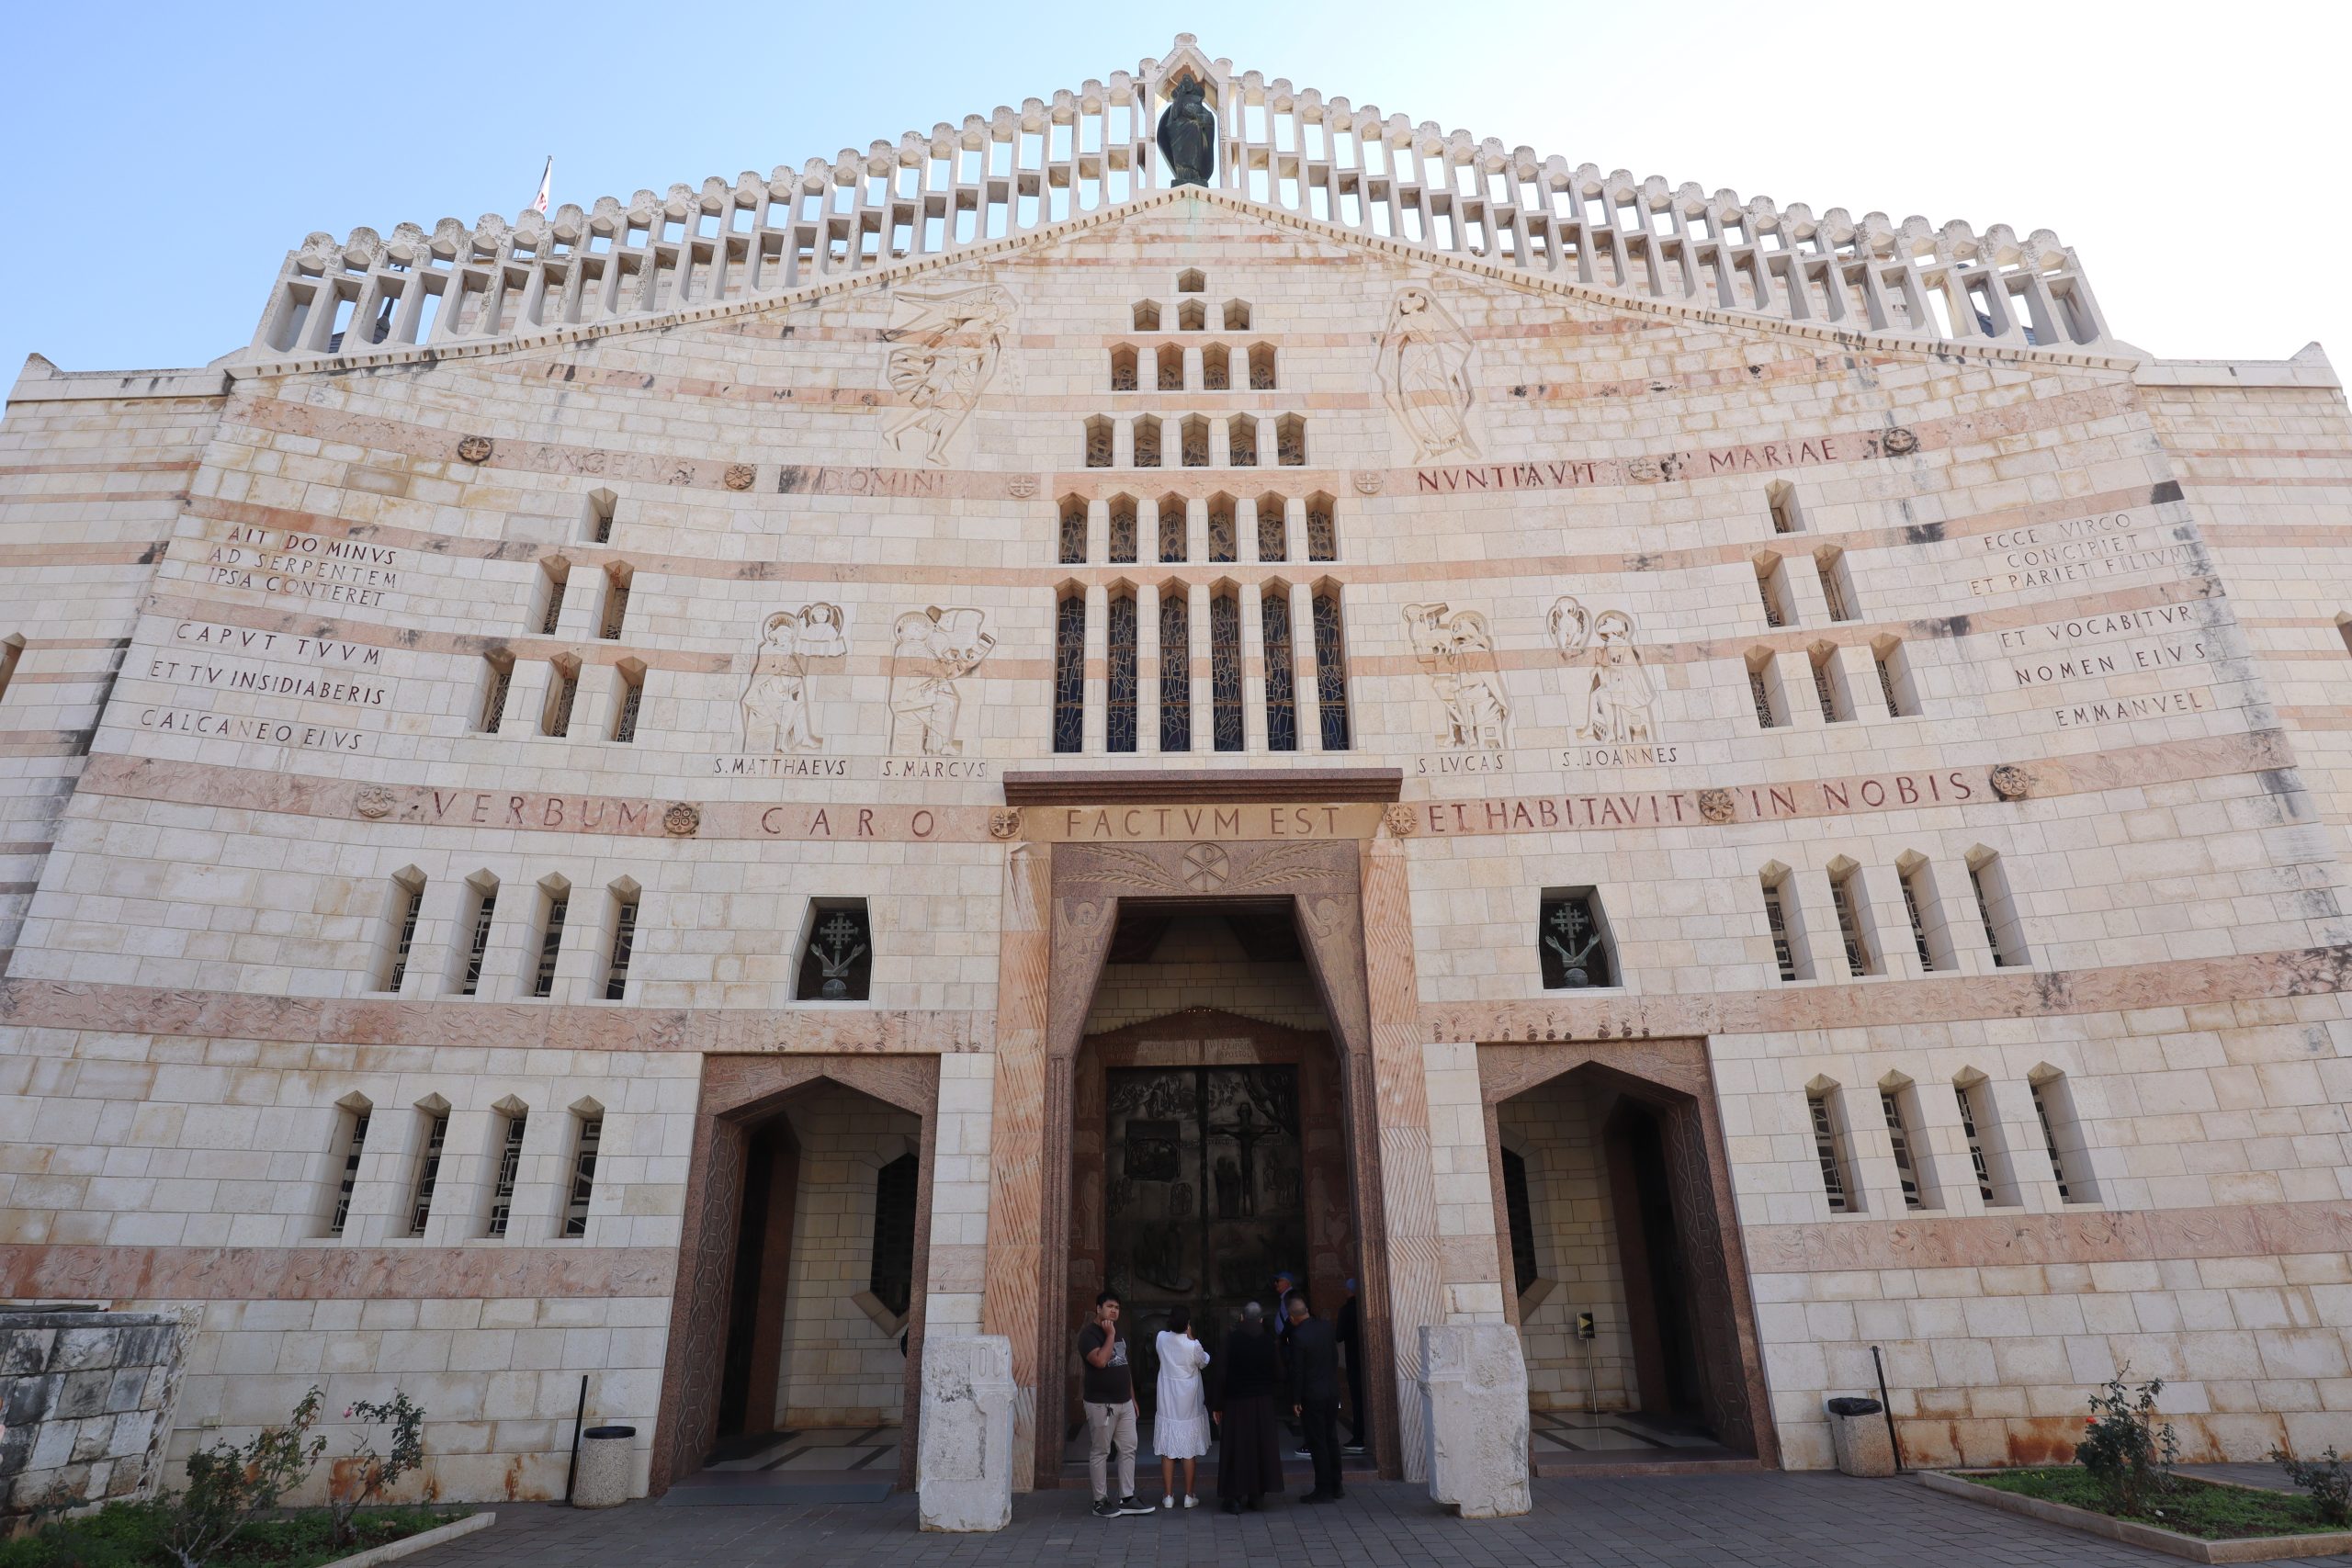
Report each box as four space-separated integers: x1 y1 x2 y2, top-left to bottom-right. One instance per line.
918 1335 1015 1531
1419 1324 1532 1517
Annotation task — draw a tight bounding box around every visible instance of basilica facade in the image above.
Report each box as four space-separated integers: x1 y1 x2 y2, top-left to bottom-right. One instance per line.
3 35 2349 1524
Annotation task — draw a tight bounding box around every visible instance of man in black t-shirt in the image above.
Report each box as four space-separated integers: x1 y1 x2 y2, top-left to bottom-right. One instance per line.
1079 1290 1151 1517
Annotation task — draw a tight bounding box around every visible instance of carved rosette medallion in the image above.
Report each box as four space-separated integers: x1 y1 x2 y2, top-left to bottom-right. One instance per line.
1881 426 1921 457
1697 788 1736 825
1988 764 2030 801
354 785 397 820
1005 475 1040 500
988 807 1023 841
664 802 703 836
722 463 757 492
456 435 494 465
1351 470 1385 496
1180 841 1231 892
1384 803 1418 838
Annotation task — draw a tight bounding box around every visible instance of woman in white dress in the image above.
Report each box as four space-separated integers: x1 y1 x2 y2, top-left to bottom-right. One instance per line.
1154 1307 1213 1508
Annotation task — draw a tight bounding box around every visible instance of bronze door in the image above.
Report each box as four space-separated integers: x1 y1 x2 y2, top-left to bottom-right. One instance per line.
1104 1065 1304 1411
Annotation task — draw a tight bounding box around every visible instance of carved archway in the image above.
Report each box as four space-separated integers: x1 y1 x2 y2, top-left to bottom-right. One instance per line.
1033 836 1400 1482
650 1055 938 1495
1478 1040 1779 1467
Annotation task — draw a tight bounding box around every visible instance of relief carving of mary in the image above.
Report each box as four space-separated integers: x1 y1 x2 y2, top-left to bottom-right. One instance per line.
1374 286 1479 461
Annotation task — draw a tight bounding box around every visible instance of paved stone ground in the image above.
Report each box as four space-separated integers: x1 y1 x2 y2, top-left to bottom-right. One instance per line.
404 1472 2352 1568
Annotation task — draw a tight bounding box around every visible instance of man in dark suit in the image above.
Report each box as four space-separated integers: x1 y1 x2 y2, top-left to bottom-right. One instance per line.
1286 1295 1344 1502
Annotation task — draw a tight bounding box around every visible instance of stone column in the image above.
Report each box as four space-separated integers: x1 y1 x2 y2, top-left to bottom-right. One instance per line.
917 1334 1016 1530
980 841 1049 1488
1419 1324 1532 1517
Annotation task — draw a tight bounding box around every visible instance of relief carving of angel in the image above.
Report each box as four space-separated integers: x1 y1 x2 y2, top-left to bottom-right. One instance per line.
880 282 1017 466
1550 597 1657 745
1402 601 1511 750
1374 286 1479 461
741 604 847 753
888 605 997 756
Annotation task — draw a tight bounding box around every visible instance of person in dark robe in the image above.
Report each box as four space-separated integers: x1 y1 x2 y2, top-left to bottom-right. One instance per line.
1155 75 1216 188
1212 1302 1284 1513
1337 1276 1367 1454
1287 1295 1344 1502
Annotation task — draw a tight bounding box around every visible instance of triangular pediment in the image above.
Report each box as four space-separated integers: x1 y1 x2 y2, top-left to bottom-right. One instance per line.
232 35 2123 376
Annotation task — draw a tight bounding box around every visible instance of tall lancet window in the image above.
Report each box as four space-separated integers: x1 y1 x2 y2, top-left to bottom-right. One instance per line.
1159 587 1192 752
1313 586 1351 750
1261 587 1298 752
1210 587 1244 753
1052 590 1087 754
1106 590 1139 753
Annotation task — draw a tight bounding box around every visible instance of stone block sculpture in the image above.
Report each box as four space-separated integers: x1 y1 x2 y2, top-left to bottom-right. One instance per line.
1419 1324 1532 1517
917 1334 1015 1531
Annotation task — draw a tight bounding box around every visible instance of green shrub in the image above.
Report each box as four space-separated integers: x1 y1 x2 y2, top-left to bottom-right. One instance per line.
2074 1370 2177 1517
326 1392 424 1548
162 1386 327 1568
2270 1446 2351 1526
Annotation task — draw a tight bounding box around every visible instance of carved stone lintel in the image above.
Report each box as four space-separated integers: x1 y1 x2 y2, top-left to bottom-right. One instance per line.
988 807 1023 841
664 802 702 837
722 463 757 491
1384 803 1418 838
354 785 396 820
456 435 493 465
1988 764 2030 801
1697 788 1736 825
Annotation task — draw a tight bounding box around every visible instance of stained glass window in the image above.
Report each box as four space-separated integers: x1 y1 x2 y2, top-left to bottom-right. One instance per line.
1203 344 1230 390
1107 592 1138 753
1229 416 1258 467
1059 498 1087 564
1158 496 1187 563
1159 590 1191 752
1210 590 1243 752
1182 416 1209 468
1261 590 1297 752
1306 499 1337 561
1313 589 1350 750
1134 417 1160 468
1053 592 1086 754
1108 497 1137 563
1086 417 1114 468
1276 415 1305 466
1257 497 1286 561
868 1153 919 1317
1250 343 1277 390
1158 344 1184 390
1207 497 1236 563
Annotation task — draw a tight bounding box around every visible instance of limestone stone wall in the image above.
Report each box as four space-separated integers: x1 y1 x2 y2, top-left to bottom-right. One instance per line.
1495 1082 1635 1412
773 1087 920 1428
0 175 2347 1500
0 1308 188 1517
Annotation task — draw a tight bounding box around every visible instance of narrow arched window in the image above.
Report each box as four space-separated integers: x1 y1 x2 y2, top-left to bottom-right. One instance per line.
1306 494 1337 561
1500 1148 1539 1298
1228 415 1259 467
1313 586 1351 750
1158 494 1187 564
1256 495 1287 561
1158 344 1184 391
1207 494 1237 563
1275 414 1306 467
1210 587 1243 752
1202 344 1231 391
868 1153 919 1318
1261 586 1297 752
1085 416 1114 468
1133 416 1161 468
1109 344 1138 392
1159 586 1191 752
1059 496 1089 564
1053 591 1087 754
1249 342 1276 390
1108 496 1138 564
1106 589 1138 753
1133 300 1160 332
1182 415 1210 468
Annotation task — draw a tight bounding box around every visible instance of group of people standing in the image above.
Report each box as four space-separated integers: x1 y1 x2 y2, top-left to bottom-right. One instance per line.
1080 1270 1367 1518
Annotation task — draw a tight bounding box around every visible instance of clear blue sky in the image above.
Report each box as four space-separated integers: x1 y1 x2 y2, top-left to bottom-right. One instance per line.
5 1 2343 381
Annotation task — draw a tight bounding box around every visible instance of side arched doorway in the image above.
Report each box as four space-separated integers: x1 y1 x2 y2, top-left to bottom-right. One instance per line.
1480 1041 1778 1470
650 1055 938 1495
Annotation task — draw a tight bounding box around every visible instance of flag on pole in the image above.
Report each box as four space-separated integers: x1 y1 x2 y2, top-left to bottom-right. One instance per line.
531 157 553 215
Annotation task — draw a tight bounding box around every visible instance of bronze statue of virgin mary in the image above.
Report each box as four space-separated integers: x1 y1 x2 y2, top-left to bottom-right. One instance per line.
1156 75 1216 187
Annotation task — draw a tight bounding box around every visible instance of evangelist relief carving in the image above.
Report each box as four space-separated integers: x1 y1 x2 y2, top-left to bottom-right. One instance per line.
880 281 1017 465
1375 286 1479 461
888 606 997 757
1550 597 1658 745
740 604 847 754
1402 602 1510 750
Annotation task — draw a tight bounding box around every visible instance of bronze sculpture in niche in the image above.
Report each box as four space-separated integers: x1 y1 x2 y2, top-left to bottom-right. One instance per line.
1156 76 1216 188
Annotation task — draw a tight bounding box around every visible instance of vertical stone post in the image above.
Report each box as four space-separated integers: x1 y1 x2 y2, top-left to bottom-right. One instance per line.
918 1334 1016 1530
1419 1323 1532 1517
